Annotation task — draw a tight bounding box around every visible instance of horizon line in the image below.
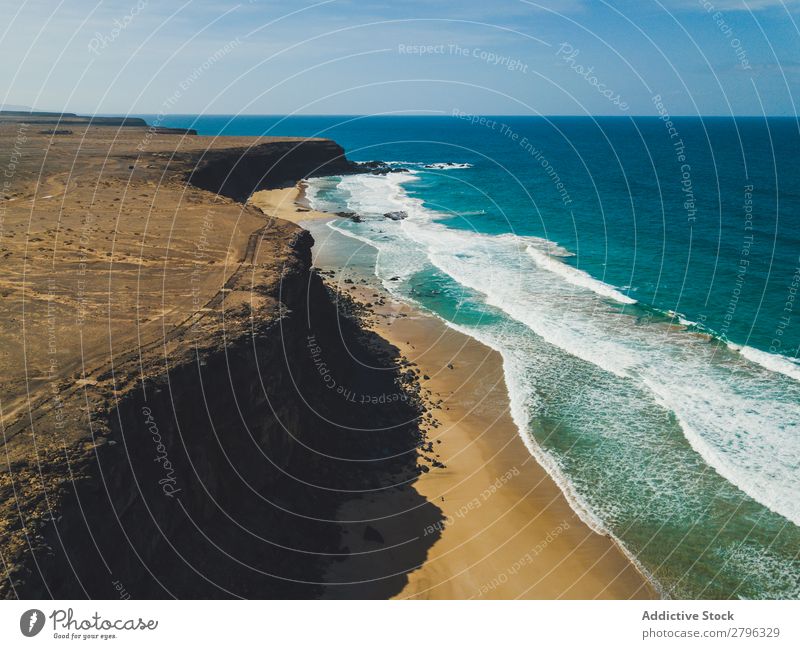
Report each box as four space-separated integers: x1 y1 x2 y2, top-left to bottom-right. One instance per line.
115 112 798 119
6 109 798 119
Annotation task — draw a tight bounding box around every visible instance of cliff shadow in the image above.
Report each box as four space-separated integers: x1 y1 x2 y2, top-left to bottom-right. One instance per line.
284 276 445 599
10 272 442 599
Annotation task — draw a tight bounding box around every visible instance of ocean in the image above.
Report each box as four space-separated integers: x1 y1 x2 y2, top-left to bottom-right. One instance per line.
144 114 800 599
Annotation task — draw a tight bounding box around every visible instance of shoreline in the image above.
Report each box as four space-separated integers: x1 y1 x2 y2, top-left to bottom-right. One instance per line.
252 185 658 598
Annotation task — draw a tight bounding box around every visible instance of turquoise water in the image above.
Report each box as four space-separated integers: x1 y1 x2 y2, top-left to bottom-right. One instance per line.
145 115 800 599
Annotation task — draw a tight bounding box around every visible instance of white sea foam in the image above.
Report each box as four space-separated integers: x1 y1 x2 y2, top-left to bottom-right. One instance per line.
671 311 698 327
736 344 800 382
380 161 473 170
525 246 637 305
422 162 473 169
338 171 424 219
717 543 800 599
303 176 347 213
303 178 322 205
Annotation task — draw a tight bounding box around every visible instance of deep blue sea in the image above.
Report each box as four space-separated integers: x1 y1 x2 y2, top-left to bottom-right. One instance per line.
142 114 800 599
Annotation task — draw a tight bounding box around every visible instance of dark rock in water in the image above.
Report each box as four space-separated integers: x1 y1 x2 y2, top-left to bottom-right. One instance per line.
384 211 408 221
356 160 393 175
354 160 409 175
363 525 385 544
389 276 400 281
336 211 362 223
358 160 384 170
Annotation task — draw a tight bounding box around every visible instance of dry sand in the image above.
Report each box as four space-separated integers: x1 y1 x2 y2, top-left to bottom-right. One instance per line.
249 183 332 224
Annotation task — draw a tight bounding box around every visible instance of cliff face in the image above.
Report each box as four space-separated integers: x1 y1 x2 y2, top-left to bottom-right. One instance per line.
186 139 359 202
0 123 439 599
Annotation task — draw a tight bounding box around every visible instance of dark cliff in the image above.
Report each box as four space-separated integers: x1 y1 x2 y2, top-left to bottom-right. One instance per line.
186 139 359 202
0 125 440 599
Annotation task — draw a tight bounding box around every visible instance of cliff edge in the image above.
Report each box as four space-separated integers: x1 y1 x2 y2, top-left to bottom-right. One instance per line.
0 119 440 598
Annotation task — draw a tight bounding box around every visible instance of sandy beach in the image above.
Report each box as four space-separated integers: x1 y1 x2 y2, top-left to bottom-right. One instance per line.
249 182 332 224
361 289 654 599
375 310 655 599
249 185 658 599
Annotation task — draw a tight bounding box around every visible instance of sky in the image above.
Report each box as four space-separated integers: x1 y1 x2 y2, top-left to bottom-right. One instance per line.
1 0 798 116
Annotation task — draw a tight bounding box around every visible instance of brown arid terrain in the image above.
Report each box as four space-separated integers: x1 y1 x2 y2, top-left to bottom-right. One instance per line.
0 113 441 598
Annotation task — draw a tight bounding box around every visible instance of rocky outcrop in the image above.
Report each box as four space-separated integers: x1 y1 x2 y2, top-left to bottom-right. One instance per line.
186 139 360 202
185 146 412 203
384 211 408 221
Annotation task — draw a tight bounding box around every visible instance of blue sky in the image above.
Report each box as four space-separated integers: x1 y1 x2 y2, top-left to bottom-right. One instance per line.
1 0 798 116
